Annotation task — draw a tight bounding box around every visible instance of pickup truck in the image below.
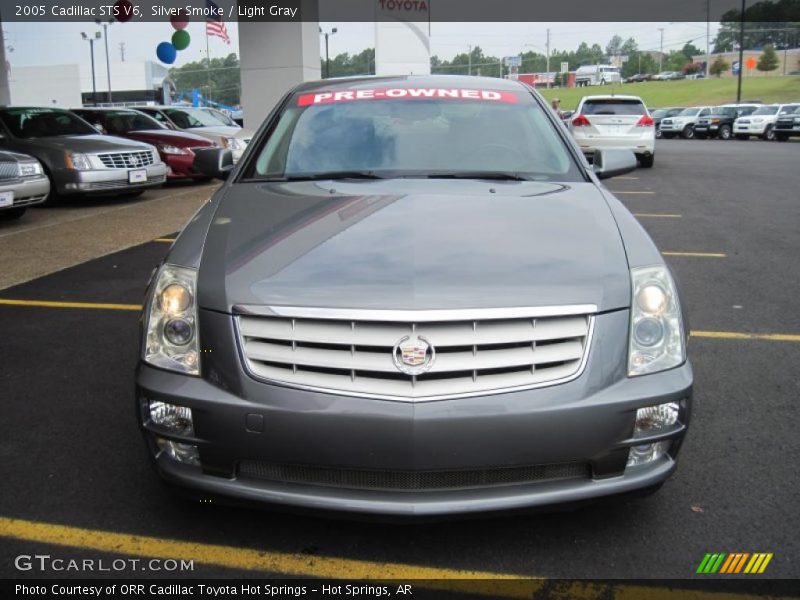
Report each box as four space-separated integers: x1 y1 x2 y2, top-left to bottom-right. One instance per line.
693 105 760 140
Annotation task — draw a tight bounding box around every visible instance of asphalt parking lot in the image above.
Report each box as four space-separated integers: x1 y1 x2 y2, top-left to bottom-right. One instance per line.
1 140 798 587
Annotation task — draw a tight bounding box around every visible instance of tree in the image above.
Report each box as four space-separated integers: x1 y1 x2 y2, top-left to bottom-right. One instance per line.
757 44 780 72
712 0 799 52
665 50 692 71
620 37 639 55
324 48 375 77
681 43 704 60
170 53 241 105
710 55 730 77
606 35 623 57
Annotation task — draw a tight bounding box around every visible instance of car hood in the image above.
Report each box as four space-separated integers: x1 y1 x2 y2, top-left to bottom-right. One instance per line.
22 134 154 152
197 179 632 313
123 129 214 147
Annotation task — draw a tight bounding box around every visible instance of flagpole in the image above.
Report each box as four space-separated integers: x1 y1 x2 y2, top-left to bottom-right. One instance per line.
205 26 211 103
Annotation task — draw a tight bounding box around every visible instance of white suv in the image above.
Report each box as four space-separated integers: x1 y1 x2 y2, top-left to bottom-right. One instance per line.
569 95 656 167
734 104 800 141
658 106 713 139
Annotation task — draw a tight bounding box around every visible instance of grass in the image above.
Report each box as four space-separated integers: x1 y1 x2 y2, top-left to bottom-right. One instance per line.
537 76 800 110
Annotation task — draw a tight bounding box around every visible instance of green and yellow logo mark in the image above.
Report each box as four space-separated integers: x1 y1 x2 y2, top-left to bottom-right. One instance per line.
696 553 773 574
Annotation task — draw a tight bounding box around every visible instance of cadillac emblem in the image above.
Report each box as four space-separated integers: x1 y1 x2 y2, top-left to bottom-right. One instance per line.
392 335 435 376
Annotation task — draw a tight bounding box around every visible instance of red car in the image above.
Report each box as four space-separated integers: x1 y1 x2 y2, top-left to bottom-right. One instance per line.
71 108 216 181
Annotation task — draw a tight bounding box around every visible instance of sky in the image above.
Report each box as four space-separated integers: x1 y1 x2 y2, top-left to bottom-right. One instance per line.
3 21 720 70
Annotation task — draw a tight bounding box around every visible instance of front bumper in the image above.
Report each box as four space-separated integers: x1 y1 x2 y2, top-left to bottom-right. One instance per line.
0 175 50 209
163 153 208 180
56 163 167 195
136 309 693 516
733 123 768 135
658 121 689 133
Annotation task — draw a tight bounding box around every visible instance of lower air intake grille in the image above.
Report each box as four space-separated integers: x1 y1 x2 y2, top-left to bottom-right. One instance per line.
238 461 591 492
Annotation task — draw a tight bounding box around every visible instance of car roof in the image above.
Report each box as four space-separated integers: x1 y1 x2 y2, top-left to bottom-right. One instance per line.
290 74 530 95
579 95 644 101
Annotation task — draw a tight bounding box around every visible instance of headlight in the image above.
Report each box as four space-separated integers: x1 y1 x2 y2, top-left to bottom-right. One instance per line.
144 264 199 375
64 151 92 170
157 144 190 156
222 136 244 151
17 161 43 177
628 265 685 376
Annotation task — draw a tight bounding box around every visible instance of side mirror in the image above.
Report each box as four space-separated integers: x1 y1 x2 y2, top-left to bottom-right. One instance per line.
592 148 638 180
193 148 234 180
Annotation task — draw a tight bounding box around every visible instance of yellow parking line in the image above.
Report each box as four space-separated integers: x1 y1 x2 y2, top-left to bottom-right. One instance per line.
0 517 792 600
634 213 682 218
611 191 655 195
691 330 800 342
0 298 141 311
154 238 176 243
662 251 727 258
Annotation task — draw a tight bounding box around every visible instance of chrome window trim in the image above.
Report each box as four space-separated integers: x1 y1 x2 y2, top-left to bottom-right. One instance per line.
233 307 596 403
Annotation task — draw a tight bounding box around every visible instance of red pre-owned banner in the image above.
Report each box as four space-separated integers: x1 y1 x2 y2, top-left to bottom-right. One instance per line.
297 88 519 106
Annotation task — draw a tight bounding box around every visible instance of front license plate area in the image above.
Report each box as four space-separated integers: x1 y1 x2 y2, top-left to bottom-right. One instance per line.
128 169 147 184
0 191 13 208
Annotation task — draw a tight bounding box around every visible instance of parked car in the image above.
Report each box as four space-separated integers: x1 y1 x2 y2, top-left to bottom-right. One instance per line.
135 106 253 163
651 107 685 138
0 107 167 200
72 108 217 181
733 104 799 141
694 104 761 140
0 151 50 220
199 107 238 128
773 104 800 141
625 73 652 83
136 76 692 516
574 64 622 86
569 94 655 167
658 106 714 139
654 71 685 81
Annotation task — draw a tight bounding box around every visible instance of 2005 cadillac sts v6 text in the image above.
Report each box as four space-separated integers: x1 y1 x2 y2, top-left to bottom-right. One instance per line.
135 75 692 516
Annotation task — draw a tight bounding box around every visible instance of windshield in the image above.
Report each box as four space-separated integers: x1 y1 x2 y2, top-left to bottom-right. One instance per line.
85 110 165 134
750 106 779 116
0 108 97 138
164 108 227 128
678 108 701 116
712 107 738 116
581 99 646 116
246 87 581 182
652 109 667 118
779 105 800 115
204 108 236 126
666 108 684 116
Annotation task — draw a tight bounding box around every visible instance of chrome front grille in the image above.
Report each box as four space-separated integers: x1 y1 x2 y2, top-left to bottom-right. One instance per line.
0 163 18 181
96 150 155 169
237 306 594 400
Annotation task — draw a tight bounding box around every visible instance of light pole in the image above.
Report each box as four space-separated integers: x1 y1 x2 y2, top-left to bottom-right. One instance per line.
81 31 101 106
736 0 746 103
468 45 472 76
545 28 551 88
96 20 113 103
319 27 337 78
706 0 711 78
658 27 665 72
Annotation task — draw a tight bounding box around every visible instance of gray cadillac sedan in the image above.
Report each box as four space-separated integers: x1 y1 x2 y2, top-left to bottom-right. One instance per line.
0 107 167 199
136 75 692 516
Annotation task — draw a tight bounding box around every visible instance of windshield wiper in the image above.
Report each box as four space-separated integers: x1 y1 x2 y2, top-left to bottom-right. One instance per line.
260 171 386 182
422 171 531 181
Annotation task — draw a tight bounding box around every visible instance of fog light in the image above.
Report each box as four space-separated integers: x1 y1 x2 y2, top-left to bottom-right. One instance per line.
627 441 670 467
156 438 200 466
149 401 194 436
634 402 679 435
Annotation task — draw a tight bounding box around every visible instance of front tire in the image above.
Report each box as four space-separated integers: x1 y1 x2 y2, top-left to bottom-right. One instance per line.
638 154 655 168
719 124 732 140
681 125 695 139
762 125 775 141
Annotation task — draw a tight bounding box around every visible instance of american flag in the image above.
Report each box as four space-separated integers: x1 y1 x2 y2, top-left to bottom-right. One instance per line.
205 0 230 45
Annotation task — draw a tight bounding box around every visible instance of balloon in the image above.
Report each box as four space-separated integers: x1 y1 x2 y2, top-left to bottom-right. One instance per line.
172 30 191 51
114 0 133 23
156 42 177 65
170 11 189 30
